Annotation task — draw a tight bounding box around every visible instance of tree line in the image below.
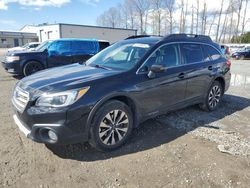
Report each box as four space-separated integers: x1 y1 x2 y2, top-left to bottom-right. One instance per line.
96 0 249 43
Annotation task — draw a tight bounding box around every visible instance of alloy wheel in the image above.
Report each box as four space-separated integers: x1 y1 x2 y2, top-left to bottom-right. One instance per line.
208 85 221 108
99 110 129 145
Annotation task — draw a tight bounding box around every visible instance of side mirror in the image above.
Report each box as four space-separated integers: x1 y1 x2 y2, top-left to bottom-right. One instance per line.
150 64 166 73
147 64 166 79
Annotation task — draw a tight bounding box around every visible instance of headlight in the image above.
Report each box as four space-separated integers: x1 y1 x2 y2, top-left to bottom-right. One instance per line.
36 87 90 107
6 56 20 62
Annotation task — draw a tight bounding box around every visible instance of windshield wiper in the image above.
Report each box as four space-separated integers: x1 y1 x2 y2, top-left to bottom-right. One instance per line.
92 64 111 70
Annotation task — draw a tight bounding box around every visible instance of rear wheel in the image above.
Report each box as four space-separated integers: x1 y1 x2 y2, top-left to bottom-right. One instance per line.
200 81 223 111
239 55 245 60
23 61 43 76
89 100 133 151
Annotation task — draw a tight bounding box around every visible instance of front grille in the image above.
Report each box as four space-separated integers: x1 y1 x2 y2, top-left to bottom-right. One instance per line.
12 87 30 113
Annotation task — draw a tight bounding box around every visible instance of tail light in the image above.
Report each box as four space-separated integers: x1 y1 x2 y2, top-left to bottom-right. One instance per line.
226 60 231 69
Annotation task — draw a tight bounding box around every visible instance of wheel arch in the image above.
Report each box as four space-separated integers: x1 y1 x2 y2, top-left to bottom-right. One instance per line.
86 93 139 139
214 76 225 94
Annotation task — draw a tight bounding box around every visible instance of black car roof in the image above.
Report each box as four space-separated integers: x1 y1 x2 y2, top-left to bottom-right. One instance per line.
125 34 218 47
124 36 162 44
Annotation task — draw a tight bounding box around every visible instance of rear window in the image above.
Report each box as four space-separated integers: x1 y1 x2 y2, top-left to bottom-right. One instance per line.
71 40 99 55
181 44 203 64
203 45 221 60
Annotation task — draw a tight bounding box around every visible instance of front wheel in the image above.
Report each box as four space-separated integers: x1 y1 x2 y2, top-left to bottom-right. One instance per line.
200 81 223 111
23 61 43 76
89 100 133 151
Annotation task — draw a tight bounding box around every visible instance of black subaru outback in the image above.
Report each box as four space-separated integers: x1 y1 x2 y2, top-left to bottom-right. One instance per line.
12 34 231 151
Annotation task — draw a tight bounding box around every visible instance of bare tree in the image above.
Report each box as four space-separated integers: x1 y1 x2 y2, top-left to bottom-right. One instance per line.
132 0 150 34
241 0 249 35
179 0 185 32
96 11 109 27
228 0 235 42
196 0 199 34
151 0 166 35
215 0 224 41
201 1 207 35
235 0 243 37
219 13 228 42
119 3 128 29
125 0 136 29
191 4 195 34
107 7 121 28
183 0 189 33
208 11 217 36
165 0 175 34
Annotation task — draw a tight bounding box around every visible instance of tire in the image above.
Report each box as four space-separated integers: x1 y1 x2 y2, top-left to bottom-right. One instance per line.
23 61 43 76
239 55 245 60
89 100 133 151
199 81 223 111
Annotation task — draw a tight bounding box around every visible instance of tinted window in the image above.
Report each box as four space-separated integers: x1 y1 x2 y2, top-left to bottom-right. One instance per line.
182 44 203 64
141 44 180 71
49 41 71 55
99 41 110 51
203 45 221 60
71 41 99 55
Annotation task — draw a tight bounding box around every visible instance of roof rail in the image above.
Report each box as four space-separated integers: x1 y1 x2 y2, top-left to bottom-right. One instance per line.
125 35 162 40
163 33 212 42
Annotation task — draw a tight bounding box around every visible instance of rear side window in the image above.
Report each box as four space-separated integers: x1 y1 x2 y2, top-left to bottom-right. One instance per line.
181 44 203 64
203 45 222 60
99 41 110 51
71 41 99 55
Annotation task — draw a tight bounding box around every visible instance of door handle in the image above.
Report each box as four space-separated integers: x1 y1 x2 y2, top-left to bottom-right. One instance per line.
178 73 185 79
208 66 213 71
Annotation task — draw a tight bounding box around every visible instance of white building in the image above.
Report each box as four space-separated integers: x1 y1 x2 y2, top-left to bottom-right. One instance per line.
21 23 137 43
0 31 38 48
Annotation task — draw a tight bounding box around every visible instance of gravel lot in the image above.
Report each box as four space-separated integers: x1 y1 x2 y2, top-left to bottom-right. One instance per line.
0 51 250 187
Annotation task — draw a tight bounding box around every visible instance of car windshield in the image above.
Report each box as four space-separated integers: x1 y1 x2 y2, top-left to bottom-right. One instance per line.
35 41 52 51
22 43 29 48
86 42 151 71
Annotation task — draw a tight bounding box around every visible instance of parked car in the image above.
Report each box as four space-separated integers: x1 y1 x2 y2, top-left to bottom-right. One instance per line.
11 34 231 151
2 39 110 76
7 42 41 53
231 48 250 59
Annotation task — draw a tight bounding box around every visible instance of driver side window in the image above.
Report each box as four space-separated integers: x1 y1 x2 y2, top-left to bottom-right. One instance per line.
140 44 180 72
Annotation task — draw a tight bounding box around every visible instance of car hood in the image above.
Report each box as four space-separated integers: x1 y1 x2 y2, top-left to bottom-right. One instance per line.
18 63 120 94
8 47 25 52
7 50 43 56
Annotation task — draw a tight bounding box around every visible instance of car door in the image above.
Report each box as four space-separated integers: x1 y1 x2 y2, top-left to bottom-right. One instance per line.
47 40 73 68
135 43 187 116
71 40 98 64
180 43 210 100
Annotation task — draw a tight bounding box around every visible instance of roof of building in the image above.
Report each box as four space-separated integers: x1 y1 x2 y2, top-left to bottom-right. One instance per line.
20 23 137 32
0 30 36 35
0 30 38 38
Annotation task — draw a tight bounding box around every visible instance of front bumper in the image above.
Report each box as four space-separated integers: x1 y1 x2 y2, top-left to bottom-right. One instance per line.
1 61 22 74
13 107 90 145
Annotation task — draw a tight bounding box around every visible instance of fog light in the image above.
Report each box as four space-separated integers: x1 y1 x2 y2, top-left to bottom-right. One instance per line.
48 130 58 142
